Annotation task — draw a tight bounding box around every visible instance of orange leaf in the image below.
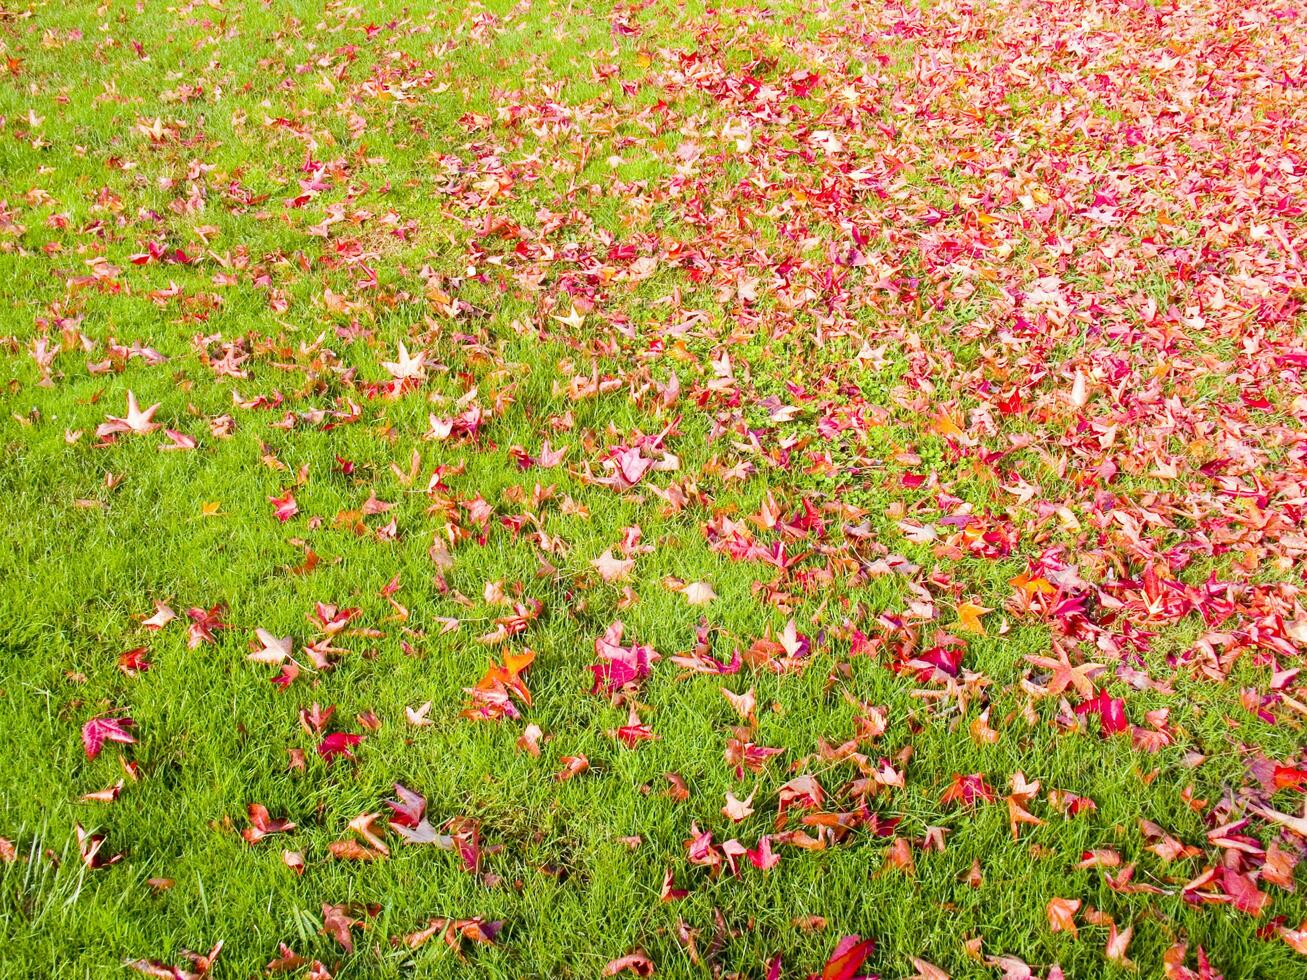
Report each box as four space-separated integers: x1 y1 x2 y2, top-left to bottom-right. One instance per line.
1046 897 1080 936
955 601 991 635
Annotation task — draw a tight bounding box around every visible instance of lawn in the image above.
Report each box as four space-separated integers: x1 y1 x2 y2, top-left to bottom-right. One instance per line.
1 0 1305 977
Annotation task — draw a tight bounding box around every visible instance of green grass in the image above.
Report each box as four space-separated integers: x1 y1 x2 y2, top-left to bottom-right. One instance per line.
0 0 1304 977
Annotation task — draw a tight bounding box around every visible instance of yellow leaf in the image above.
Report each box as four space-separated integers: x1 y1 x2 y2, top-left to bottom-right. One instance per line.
955 601 991 635
200 501 223 517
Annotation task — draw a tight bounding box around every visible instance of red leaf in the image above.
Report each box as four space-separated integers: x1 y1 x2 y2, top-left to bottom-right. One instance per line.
317 732 363 763
822 934 875 980
940 773 995 807
82 715 136 760
1074 689 1129 736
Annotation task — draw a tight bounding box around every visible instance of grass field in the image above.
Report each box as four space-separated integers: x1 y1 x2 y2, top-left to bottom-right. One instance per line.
1 0 1305 977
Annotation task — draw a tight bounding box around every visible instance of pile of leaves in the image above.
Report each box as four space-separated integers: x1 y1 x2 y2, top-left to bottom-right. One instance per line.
0 0 1304 976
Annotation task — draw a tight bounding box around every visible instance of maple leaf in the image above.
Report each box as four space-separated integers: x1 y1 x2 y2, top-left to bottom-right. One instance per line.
269 490 298 522
269 661 299 690
385 783 426 828
386 792 453 846
681 581 717 606
1272 765 1307 791
265 943 306 973
603 951 654 977
347 812 390 856
76 823 124 869
1009 571 1055 599
328 839 381 862
1069 370 1090 408
142 601 176 629
242 804 296 844
907 959 951 980
1221 867 1269 916
557 754 590 780
1139 819 1199 862
299 702 335 734
881 837 915 877
600 446 653 490
82 715 136 760
316 731 363 763
1249 803 1307 838
538 439 567 467
552 305 585 330
954 600 990 635
589 621 659 695
591 549 635 583
659 867 688 901
722 789 755 822
940 773 995 808
159 429 196 451
463 648 534 721
982 952 1037 979
124 942 222 980
777 774 824 814
390 820 455 848
611 708 657 747
249 629 293 664
1007 797 1044 840
320 904 361 953
725 738 784 778
721 686 756 723
1278 922 1307 956
1024 647 1105 698
1104 922 1135 968
405 701 433 726
96 390 161 438
81 781 123 803
309 603 361 637
1046 897 1080 935
821 935 875 980
1081 908 1134 967
970 708 999 745
185 605 227 648
513 722 543 756
281 851 305 876
380 341 429 381
1076 850 1121 870
664 772 690 802
118 647 150 675
1074 689 1129 736
748 835 780 871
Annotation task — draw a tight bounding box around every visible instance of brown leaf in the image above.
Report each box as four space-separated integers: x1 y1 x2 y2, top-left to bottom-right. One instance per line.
328 839 381 862
320 904 360 952
604 951 655 976
882 837 916 877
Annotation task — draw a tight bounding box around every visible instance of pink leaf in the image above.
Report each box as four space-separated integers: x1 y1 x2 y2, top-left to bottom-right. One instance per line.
82 716 135 760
